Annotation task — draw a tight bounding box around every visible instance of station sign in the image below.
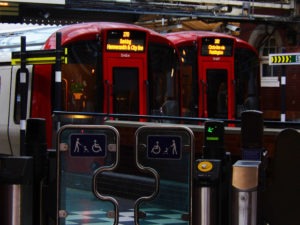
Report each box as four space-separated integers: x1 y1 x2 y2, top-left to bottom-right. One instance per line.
147 135 181 159
70 134 107 157
269 53 300 65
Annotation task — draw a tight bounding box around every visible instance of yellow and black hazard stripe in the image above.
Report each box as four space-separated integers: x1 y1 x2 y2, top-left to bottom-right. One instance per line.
11 48 68 65
271 55 292 64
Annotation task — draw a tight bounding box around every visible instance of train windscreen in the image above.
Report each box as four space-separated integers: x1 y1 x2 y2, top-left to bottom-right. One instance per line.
148 44 180 118
61 40 102 113
178 46 198 117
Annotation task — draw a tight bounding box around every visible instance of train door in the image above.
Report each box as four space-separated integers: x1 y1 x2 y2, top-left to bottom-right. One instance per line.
200 63 234 119
5 65 33 155
106 58 146 119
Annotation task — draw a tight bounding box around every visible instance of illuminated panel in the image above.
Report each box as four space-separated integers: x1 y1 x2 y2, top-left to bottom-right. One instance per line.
106 30 146 52
201 37 234 56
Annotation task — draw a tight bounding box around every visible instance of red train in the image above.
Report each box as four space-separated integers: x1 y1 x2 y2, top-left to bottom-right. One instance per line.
0 22 259 159
165 31 260 120
0 22 180 157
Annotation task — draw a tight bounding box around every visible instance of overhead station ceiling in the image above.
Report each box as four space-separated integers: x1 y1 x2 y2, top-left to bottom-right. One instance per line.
0 0 299 33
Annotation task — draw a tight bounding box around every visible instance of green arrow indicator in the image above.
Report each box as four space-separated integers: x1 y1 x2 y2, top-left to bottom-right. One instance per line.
270 53 300 65
207 126 214 133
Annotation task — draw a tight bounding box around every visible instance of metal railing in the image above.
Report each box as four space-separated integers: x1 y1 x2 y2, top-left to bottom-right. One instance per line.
53 110 300 129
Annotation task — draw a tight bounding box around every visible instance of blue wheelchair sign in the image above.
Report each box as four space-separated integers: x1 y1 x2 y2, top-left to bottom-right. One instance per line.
147 135 181 159
70 134 106 157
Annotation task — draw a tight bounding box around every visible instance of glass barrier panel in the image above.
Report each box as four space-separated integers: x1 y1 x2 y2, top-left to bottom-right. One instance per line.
57 125 119 225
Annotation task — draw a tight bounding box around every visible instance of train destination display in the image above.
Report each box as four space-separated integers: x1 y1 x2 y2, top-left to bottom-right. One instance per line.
106 30 146 52
201 37 234 56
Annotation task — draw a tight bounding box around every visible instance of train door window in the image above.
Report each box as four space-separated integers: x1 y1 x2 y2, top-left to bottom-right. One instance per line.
14 79 21 123
206 69 227 118
14 69 29 124
61 40 102 112
113 67 139 117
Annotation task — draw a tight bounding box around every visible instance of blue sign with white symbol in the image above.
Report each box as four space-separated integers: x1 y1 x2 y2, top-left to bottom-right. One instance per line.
147 135 181 159
70 134 106 157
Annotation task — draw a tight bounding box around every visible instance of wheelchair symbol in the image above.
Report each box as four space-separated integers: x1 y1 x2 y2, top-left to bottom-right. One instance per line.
151 141 161 154
92 139 102 153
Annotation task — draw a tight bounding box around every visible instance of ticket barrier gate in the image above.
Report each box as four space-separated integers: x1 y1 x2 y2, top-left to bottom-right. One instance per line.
56 125 120 225
25 118 48 225
135 125 194 224
239 110 266 225
56 125 194 225
241 110 266 161
194 121 231 225
194 159 221 225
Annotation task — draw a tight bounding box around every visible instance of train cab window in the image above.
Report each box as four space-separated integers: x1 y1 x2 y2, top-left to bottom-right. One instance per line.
61 40 102 112
148 44 180 118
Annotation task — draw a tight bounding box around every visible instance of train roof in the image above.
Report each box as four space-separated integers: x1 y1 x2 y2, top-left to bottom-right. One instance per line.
0 24 61 62
44 22 173 49
0 22 173 63
165 30 258 53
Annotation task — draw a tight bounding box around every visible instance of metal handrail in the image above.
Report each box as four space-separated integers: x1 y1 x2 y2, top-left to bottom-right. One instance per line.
52 110 300 129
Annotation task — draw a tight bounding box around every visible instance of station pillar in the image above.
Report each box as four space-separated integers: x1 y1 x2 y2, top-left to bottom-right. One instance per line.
0 156 33 225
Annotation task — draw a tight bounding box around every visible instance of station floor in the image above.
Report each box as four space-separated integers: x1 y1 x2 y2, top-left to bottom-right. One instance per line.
60 188 188 225
66 208 187 225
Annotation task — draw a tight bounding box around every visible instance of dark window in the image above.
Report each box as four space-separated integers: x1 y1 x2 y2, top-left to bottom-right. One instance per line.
61 40 103 112
148 44 180 118
113 67 139 117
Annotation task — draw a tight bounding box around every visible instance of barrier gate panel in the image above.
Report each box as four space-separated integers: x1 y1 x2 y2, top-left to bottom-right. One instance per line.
56 125 119 225
135 125 194 225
